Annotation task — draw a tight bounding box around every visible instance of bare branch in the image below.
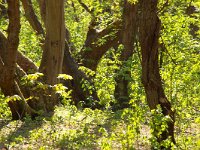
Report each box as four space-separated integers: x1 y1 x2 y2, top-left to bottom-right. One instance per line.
1 30 38 74
21 0 44 35
17 51 38 73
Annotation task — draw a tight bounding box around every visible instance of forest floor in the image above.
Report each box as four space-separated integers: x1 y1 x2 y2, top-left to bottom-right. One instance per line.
0 105 199 150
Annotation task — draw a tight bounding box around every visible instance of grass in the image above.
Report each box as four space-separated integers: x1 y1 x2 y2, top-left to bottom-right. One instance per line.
0 105 151 150
0 104 199 150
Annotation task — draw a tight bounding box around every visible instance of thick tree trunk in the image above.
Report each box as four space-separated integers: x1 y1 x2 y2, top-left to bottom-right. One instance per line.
37 0 65 111
139 0 175 146
39 0 65 85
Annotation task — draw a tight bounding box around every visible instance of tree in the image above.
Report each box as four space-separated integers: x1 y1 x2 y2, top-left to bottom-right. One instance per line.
0 0 36 119
0 0 65 118
114 0 137 109
0 0 176 146
138 0 175 146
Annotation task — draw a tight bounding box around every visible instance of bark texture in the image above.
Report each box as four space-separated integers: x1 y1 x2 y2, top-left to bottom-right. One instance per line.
0 0 36 120
39 0 65 85
139 0 175 146
114 0 137 109
81 21 121 71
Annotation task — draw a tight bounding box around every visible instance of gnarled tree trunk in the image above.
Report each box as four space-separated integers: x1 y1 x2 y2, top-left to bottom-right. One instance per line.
0 0 36 120
139 0 175 146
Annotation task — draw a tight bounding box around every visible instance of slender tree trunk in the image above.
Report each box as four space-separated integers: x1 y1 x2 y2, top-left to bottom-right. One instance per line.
0 0 21 119
63 43 101 108
80 21 121 71
21 0 44 35
0 0 36 120
37 0 46 26
138 0 175 147
114 0 137 109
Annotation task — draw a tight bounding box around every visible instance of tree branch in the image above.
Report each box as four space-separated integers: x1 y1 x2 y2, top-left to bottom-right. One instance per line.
0 31 38 74
81 20 122 70
21 0 44 35
17 51 38 73
77 0 92 14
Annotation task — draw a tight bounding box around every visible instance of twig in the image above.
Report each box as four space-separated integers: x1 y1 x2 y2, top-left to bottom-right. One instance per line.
77 0 92 14
160 36 177 65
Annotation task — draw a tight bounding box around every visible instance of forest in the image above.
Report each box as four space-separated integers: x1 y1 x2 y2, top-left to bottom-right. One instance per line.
0 0 199 149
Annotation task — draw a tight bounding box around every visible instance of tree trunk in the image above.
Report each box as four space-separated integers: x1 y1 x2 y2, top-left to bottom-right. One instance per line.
37 0 65 111
114 0 137 109
80 21 121 71
138 0 175 147
0 0 21 119
37 0 46 26
63 43 101 108
0 0 36 120
39 0 65 85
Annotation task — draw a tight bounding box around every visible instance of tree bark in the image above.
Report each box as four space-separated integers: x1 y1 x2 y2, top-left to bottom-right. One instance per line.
80 21 121 71
139 0 175 146
37 0 46 26
36 0 65 111
0 0 37 120
0 0 21 119
39 0 65 85
114 0 137 109
16 51 38 73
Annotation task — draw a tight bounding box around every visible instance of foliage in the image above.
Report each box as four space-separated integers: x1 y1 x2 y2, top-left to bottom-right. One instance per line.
0 94 11 119
0 105 151 149
0 0 200 149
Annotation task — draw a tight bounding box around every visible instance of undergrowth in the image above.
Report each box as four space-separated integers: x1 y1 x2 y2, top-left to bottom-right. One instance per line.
0 103 199 150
